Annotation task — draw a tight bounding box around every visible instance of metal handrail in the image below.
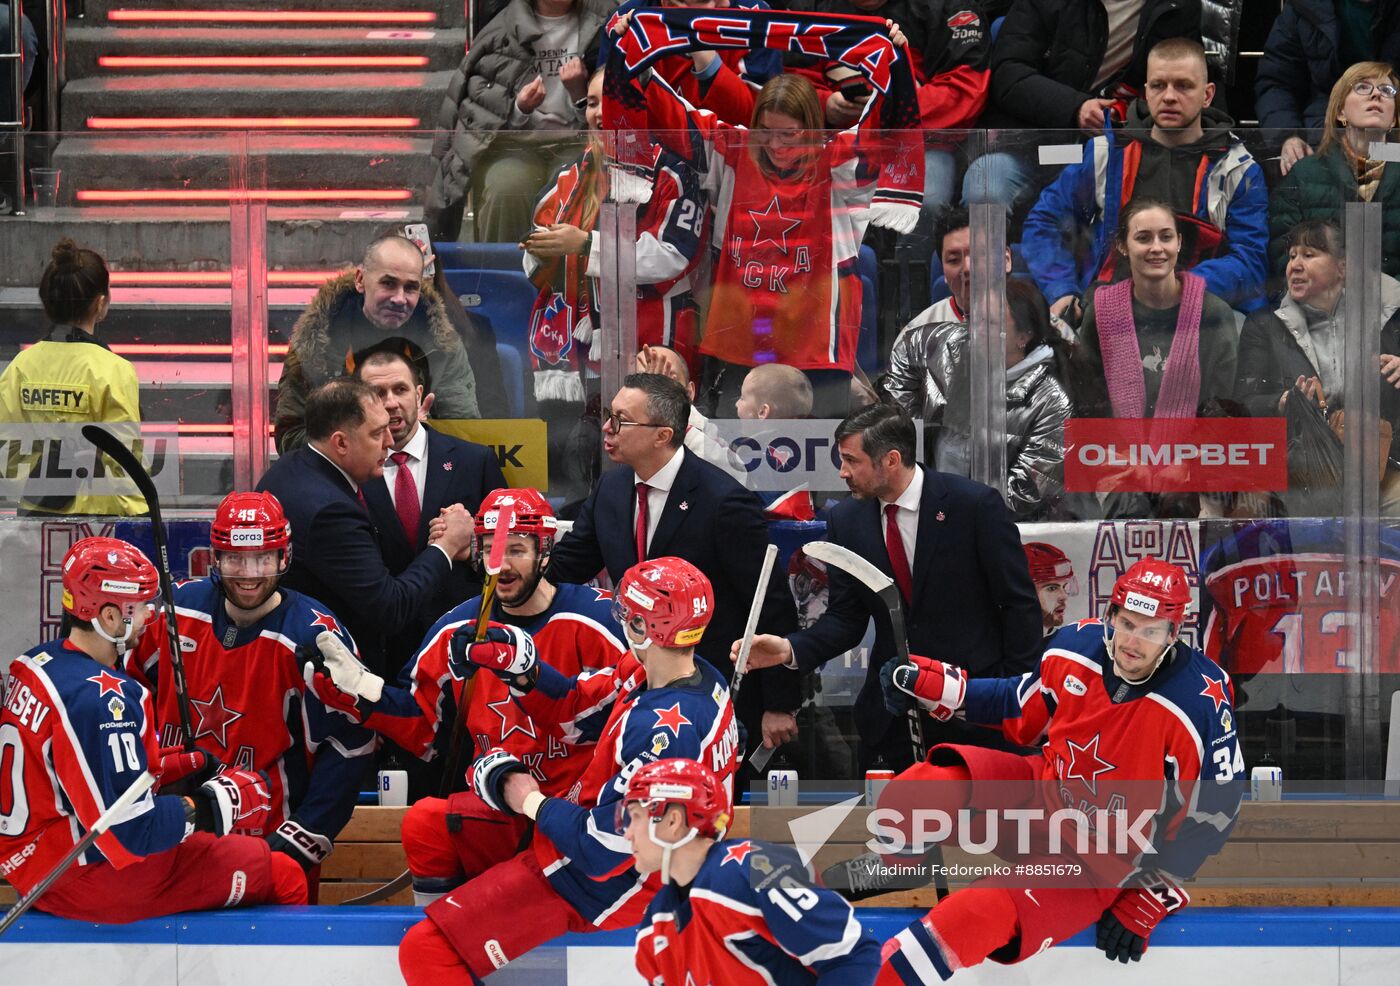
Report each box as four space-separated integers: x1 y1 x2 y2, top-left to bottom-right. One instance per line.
4 1 24 215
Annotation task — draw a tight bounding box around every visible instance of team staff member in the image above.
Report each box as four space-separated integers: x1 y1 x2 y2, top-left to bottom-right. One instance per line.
546 372 802 763
625 758 881 986
0 238 144 516
257 378 476 675
128 492 376 886
742 402 1042 771
0 537 305 922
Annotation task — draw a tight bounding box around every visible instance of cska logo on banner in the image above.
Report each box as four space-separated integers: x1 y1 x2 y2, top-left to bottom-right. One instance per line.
529 292 575 367
611 9 895 94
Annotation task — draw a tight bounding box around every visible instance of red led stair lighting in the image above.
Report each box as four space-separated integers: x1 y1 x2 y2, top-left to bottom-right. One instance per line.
107 10 438 24
86 116 421 130
109 270 341 286
99 55 431 69
76 188 414 203
21 343 290 357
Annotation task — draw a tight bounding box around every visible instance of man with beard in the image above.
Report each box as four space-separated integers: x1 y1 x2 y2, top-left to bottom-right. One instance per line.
127 492 376 896
1024 541 1078 637
275 234 481 452
303 488 627 906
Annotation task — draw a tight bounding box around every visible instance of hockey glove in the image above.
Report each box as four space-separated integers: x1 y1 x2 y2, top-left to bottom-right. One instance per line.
891 656 967 722
268 815 334 871
468 747 531 814
448 623 538 693
309 631 383 701
156 745 222 787
1096 873 1190 963
191 768 275 837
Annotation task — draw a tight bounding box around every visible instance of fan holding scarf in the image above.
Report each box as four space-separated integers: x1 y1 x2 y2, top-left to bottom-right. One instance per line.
603 6 923 417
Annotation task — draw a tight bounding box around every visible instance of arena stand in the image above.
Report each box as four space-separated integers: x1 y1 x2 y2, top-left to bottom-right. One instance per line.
3 0 1400 980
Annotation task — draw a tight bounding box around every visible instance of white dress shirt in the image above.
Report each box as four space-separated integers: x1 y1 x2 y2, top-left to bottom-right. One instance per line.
880 466 923 572
635 444 686 553
382 422 429 512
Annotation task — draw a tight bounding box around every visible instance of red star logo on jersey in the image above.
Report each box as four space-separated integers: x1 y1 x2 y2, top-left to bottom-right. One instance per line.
721 840 753 867
1199 674 1230 713
585 587 613 603
1073 618 1102 630
486 695 538 743
748 195 802 254
310 609 341 634
652 703 692 736
86 669 126 698
191 684 244 747
1064 734 1116 796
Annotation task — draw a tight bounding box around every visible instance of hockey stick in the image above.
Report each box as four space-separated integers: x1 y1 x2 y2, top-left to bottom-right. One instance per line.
800 541 926 761
340 503 516 907
82 424 196 751
729 545 782 774
0 771 156 937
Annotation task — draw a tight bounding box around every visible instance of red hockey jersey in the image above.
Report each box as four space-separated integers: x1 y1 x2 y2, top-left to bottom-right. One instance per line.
2 641 187 895
362 582 627 799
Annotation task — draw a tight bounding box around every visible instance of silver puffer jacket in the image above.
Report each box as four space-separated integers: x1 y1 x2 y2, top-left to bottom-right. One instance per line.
883 321 1074 519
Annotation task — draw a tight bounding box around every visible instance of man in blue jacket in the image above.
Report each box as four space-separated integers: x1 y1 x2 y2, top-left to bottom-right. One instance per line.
1022 37 1269 316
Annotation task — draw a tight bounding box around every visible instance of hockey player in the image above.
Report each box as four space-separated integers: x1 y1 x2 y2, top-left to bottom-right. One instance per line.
126 491 375 885
625 757 881 986
395 556 739 984
304 487 627 904
0 537 306 921
874 558 1243 981
1023 542 1077 637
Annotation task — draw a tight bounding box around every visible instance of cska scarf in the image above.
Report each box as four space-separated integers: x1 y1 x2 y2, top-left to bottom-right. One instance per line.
602 7 923 231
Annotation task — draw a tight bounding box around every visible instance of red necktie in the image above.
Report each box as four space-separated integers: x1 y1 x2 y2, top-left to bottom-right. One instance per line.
391 451 421 545
635 482 650 562
884 503 913 607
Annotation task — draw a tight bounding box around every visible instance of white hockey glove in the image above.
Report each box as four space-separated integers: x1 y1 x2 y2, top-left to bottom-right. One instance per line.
307 630 384 702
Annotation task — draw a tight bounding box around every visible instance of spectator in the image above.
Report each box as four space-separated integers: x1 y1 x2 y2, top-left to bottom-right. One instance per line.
967 0 1211 213
0 239 144 516
595 0 783 125
629 37 917 418
635 344 745 477
1023 540 1077 636
355 342 507 676
783 0 990 212
740 402 1042 771
275 235 479 452
735 363 814 419
895 204 1015 333
545 372 803 765
1256 0 1400 174
1023 37 1269 315
1236 219 1400 467
523 69 706 404
0 4 36 213
257 379 476 676
883 278 1076 519
425 0 614 241
1270 63 1400 276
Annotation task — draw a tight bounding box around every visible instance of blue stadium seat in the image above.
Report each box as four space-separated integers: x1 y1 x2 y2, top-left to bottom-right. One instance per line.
434 241 526 272
444 268 538 355
857 245 879 371
930 274 951 304
495 341 526 418
991 16 1004 40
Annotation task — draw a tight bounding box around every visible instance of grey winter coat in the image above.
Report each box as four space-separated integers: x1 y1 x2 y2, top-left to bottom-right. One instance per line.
274 272 480 452
883 321 1074 519
424 0 615 237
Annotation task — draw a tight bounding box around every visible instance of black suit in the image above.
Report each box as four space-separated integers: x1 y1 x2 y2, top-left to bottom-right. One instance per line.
548 448 801 740
362 424 506 672
789 467 1042 770
256 445 453 676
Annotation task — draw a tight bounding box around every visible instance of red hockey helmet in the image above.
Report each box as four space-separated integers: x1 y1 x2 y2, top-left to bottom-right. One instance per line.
613 556 713 649
1024 542 1077 593
62 536 160 622
623 758 731 841
474 488 557 557
1109 558 1191 626
211 492 292 554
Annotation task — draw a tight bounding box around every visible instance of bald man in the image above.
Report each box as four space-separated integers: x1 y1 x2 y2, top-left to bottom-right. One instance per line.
276 235 480 451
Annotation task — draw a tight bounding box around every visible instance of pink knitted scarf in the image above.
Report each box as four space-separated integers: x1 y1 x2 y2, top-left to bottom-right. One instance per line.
1095 272 1205 419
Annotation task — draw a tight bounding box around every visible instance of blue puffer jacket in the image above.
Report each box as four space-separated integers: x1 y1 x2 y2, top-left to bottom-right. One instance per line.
1022 106 1269 313
1255 0 1400 139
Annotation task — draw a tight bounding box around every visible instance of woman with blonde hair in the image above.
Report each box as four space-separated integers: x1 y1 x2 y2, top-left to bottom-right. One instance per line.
1270 61 1400 276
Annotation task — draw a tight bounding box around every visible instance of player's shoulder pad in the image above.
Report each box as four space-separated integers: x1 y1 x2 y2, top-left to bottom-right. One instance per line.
1044 620 1106 661
172 576 219 610
552 583 621 625
699 839 807 900
278 590 355 644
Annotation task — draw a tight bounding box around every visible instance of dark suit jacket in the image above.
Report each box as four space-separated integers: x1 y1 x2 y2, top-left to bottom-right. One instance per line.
547 447 801 724
789 467 1042 758
256 445 453 676
362 424 507 670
